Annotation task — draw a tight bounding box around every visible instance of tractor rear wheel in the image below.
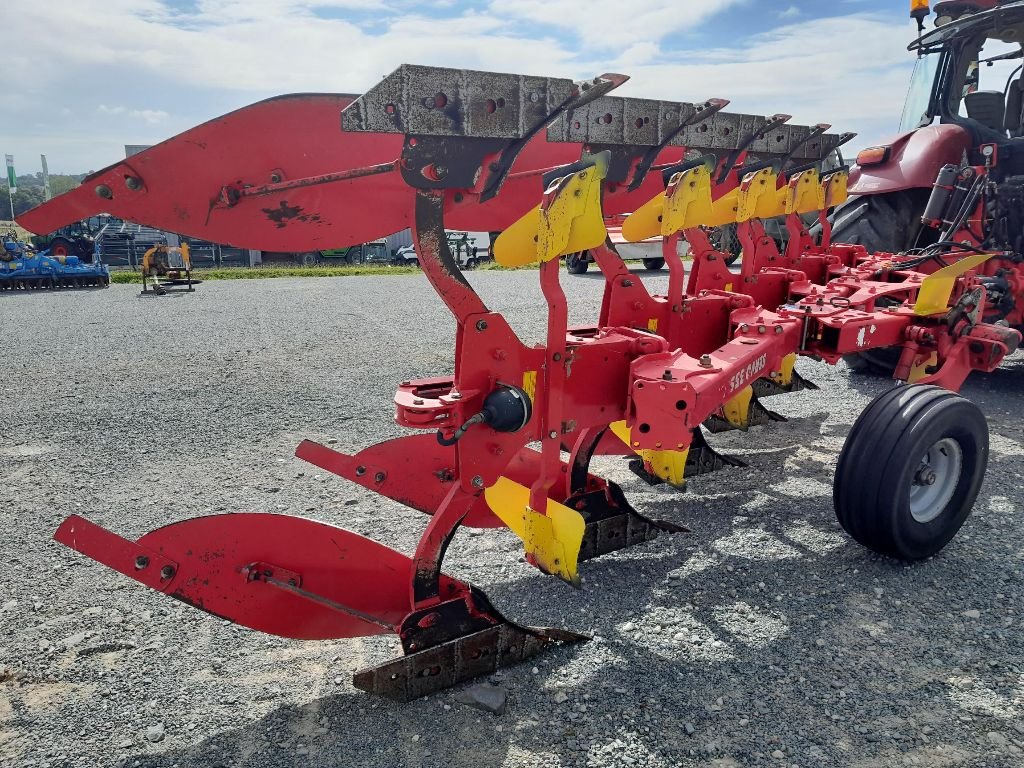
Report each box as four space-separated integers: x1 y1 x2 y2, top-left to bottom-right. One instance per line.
831 189 931 375
642 257 665 270
834 385 987 561
830 189 930 252
566 252 589 274
48 236 76 260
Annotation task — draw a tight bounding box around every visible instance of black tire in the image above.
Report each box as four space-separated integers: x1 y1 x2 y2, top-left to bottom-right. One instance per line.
297 252 322 267
830 190 932 375
566 252 589 274
642 257 665 270
834 385 988 561
48 236 77 259
347 250 365 266
829 189 931 253
709 224 742 266
73 237 95 263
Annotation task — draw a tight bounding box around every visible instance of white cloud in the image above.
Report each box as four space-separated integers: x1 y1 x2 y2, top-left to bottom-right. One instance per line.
96 105 170 124
778 5 801 19
492 0 747 47
4 1 918 173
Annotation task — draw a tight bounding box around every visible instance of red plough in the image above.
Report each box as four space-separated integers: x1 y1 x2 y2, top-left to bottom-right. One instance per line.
25 65 1020 700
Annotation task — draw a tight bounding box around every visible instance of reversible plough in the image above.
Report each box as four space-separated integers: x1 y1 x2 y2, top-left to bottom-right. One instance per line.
22 66 1020 701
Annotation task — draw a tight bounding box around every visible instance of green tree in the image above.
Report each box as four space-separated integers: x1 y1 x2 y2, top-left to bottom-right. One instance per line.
1 172 83 217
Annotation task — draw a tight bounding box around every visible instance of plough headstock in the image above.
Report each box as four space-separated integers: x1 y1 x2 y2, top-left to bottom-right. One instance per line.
40 63 1020 704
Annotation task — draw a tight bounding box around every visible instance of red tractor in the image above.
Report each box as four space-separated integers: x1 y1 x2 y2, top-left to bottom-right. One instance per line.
834 0 1024 370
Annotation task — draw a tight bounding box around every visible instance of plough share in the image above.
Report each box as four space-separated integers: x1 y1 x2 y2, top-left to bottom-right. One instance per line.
25 65 1020 700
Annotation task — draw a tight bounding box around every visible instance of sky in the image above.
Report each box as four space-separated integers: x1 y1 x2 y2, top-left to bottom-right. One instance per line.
3 0 923 176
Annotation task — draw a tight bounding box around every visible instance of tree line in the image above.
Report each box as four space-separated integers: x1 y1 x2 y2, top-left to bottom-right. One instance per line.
2 173 86 217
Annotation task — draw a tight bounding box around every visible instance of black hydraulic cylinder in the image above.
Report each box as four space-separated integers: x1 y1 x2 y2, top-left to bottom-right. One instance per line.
922 164 959 228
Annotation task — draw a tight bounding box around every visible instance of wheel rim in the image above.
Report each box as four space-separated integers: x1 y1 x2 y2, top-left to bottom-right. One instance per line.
909 437 963 524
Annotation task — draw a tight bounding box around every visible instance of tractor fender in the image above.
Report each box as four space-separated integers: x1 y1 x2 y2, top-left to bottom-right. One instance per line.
848 124 972 196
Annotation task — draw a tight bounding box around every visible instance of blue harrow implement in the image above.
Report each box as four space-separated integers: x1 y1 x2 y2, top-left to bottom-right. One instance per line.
1 239 110 291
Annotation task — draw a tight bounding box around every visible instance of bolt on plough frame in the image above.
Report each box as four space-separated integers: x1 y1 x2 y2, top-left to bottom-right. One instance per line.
22 65 1021 701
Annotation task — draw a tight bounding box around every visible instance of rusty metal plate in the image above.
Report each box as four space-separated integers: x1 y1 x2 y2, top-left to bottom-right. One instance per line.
791 132 851 163
353 623 585 701
749 122 805 155
676 111 761 151
342 64 574 138
548 96 697 147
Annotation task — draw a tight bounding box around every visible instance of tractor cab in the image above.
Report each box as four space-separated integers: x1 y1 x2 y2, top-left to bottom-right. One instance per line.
903 1 1024 154
838 1 1024 254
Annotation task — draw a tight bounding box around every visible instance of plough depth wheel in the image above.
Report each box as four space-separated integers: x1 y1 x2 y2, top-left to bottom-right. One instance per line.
834 385 988 560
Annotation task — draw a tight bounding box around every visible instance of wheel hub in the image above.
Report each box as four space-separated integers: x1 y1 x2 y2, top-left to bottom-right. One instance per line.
909 437 963 524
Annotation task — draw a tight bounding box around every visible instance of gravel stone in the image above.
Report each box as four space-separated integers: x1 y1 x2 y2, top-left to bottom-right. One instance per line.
454 683 507 715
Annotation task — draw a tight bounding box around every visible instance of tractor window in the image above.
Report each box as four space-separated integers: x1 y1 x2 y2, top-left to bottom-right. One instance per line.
956 39 1023 119
900 53 941 132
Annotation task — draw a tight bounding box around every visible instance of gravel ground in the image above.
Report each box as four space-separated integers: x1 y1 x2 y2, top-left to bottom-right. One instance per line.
1 270 1023 768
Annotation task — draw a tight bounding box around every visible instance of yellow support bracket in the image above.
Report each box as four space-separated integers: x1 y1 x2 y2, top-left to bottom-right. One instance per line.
785 168 825 215
623 159 747 239
609 421 689 487
914 252 994 316
621 195 664 243
661 164 715 234
822 170 849 209
484 477 586 586
908 351 938 383
494 155 609 267
721 386 755 429
772 353 798 387
736 167 781 221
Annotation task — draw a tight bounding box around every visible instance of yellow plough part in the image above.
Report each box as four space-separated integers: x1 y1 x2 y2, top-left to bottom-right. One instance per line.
721 386 756 429
484 477 586 587
909 351 938 383
822 170 849 209
735 167 827 222
914 252 993 316
494 155 609 267
773 353 799 387
621 193 665 243
609 420 689 487
785 168 826 215
736 167 781 222
622 163 741 241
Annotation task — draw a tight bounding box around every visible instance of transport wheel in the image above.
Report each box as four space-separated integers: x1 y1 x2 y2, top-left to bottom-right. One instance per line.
566 252 589 274
834 385 988 561
298 251 322 267
642 257 665 270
